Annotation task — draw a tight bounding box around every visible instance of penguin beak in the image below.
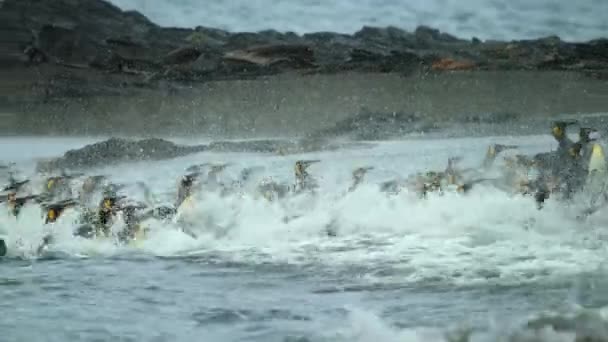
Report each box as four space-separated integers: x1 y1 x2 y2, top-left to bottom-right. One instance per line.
301 160 320 168
354 166 374 177
295 160 320 176
212 164 228 171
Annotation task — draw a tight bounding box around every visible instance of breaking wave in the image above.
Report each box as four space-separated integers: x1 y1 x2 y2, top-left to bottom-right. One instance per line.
1 136 606 290
3 136 608 341
325 305 608 342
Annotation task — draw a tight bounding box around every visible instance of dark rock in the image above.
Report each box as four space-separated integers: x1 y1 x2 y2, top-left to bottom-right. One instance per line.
574 39 608 62
190 50 224 72
415 25 462 46
2 0 605 76
223 44 315 67
33 136 378 172
35 137 209 172
2 0 605 82
162 46 202 65
461 112 521 124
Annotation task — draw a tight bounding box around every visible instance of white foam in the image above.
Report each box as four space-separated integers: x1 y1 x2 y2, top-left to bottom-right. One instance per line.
323 305 608 342
1 136 606 290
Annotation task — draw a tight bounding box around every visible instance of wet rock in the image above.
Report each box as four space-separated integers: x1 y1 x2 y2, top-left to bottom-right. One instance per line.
34 136 374 172
431 58 476 71
1 0 606 83
223 44 315 68
162 47 202 66
35 137 209 172
207 139 297 153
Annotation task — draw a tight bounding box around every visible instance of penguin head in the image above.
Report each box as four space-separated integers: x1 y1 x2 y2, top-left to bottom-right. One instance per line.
514 155 535 168
46 177 57 191
487 145 496 157
239 166 265 183
579 127 599 143
6 191 16 203
494 144 518 155
295 160 320 178
181 174 195 185
447 156 462 168
551 121 576 140
186 163 210 174
568 143 583 158
352 166 374 181
208 163 230 176
552 125 564 139
102 198 114 210
47 207 57 222
82 175 106 193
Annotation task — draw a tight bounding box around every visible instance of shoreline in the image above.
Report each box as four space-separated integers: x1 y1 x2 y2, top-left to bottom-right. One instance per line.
1 0 607 137
2 70 607 137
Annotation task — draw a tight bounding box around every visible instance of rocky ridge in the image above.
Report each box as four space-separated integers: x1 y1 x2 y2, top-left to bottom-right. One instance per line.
3 0 607 83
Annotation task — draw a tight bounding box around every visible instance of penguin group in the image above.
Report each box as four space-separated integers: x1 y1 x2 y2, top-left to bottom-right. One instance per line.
0 120 605 257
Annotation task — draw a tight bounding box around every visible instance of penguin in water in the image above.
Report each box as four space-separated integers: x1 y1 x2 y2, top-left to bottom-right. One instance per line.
379 177 408 196
294 160 320 193
230 166 266 195
256 177 291 202
1 173 38 217
205 163 230 193
348 166 374 192
481 143 518 171
552 120 577 146
95 187 126 237
43 199 79 224
132 181 176 221
559 142 587 199
444 156 466 186
32 199 78 253
422 171 444 194
43 173 80 201
533 142 587 207
78 175 107 204
442 157 494 195
548 120 577 175
185 163 211 174
115 203 150 244
2 178 30 193
176 172 201 209
499 154 537 194
578 127 600 167
1 191 40 218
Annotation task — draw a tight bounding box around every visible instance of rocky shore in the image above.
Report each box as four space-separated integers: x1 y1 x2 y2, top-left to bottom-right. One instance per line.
1 0 607 137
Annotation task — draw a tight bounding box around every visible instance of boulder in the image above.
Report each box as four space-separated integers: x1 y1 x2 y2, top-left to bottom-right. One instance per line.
35 137 208 172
